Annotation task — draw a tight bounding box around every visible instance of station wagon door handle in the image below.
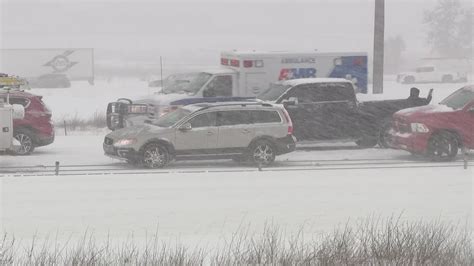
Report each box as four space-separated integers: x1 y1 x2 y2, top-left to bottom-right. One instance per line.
206 131 215 135
242 129 251 134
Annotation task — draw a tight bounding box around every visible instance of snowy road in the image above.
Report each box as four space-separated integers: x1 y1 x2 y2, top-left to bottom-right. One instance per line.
1 134 472 245
1 134 471 174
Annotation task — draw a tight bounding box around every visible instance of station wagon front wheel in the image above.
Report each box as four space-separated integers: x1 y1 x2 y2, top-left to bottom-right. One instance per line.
142 143 169 168
250 140 276 165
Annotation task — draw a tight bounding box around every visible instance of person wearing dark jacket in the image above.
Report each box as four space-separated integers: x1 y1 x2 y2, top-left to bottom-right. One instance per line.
407 87 433 107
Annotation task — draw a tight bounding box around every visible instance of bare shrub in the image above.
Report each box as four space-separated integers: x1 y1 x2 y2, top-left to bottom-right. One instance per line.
56 111 107 132
1 218 472 265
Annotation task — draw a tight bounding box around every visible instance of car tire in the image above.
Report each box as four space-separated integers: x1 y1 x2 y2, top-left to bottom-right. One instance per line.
378 120 393 148
250 140 276 166
141 143 169 168
404 76 415 84
356 135 378 148
14 129 36 155
442 75 453 83
427 132 458 161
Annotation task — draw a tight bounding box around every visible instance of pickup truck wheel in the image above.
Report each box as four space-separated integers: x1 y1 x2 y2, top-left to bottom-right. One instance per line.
378 121 393 148
14 129 35 155
141 143 169 168
404 76 415 84
250 140 276 165
356 136 377 148
427 132 458 161
442 75 453 83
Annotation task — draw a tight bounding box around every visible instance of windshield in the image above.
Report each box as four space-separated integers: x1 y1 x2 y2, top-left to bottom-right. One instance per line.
162 72 212 95
257 83 291 101
153 108 191 127
440 87 474 109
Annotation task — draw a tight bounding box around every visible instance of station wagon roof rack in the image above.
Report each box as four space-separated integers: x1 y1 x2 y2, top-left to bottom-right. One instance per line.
197 101 274 111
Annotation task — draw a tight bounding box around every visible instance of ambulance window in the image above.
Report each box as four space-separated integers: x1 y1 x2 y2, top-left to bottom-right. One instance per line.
204 75 233 97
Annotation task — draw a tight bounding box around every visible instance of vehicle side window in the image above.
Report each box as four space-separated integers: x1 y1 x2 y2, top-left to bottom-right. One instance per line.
217 110 252 126
203 75 233 97
8 97 30 107
312 83 355 102
188 112 217 128
252 110 281 123
285 83 355 103
285 86 314 103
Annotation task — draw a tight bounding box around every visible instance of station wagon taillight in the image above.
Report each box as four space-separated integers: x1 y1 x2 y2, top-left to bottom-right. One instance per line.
282 109 293 135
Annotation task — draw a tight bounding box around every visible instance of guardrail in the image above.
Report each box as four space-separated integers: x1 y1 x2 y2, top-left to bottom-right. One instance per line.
0 158 471 177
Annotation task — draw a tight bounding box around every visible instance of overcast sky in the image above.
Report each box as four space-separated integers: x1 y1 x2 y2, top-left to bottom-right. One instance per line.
0 0 470 64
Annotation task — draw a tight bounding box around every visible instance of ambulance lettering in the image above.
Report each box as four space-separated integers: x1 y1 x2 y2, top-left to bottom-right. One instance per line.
278 68 316 80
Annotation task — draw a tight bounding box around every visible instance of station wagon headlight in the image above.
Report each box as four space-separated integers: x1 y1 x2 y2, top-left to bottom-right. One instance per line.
410 123 429 133
115 138 137 146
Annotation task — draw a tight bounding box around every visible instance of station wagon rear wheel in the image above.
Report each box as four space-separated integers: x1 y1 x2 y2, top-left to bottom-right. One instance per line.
250 140 276 165
142 143 169 168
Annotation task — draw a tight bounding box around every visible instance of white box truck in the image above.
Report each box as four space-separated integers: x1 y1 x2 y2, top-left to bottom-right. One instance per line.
107 50 368 130
0 48 94 85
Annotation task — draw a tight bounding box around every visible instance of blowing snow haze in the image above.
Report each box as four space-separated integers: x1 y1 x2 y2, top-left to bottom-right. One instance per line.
2 0 463 67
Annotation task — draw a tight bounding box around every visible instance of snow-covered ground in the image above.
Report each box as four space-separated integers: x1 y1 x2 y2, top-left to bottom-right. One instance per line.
1 163 472 245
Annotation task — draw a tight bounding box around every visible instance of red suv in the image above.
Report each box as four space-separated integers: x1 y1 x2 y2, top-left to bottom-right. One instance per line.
390 85 474 161
0 90 54 154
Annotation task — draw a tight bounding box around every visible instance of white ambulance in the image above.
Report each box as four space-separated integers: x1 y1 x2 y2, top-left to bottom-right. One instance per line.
220 50 367 95
107 50 368 130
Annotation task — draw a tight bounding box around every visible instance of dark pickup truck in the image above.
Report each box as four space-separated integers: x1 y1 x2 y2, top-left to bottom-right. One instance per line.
258 78 431 147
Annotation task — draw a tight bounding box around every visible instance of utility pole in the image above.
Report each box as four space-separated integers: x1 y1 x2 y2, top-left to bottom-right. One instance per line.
373 0 385 94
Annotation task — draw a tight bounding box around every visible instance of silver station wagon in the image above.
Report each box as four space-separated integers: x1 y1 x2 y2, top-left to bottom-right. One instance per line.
103 102 296 168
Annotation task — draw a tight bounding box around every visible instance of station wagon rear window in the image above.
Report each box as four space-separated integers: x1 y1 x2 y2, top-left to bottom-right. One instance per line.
251 110 281 123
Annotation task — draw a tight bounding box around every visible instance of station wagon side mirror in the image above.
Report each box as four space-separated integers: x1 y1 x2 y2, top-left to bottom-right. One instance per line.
178 122 192 131
468 106 474 113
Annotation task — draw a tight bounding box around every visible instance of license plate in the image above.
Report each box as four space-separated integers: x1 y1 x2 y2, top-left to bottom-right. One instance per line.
128 104 148 114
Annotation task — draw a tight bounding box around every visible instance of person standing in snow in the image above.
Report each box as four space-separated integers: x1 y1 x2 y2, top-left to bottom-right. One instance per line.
407 87 433 107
